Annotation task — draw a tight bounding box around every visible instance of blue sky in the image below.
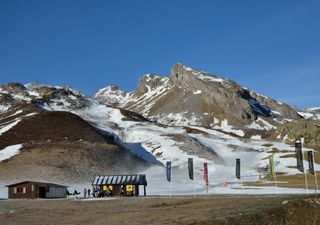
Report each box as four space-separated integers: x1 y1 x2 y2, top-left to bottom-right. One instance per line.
0 0 319 109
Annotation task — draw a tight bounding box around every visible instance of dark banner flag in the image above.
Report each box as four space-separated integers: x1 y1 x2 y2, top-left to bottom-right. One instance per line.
166 161 171 182
188 158 194 180
308 151 315 174
236 158 240 179
295 141 304 172
203 162 208 184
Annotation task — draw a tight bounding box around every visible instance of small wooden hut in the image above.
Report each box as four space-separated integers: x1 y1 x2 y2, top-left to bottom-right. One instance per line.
6 181 68 199
92 174 147 197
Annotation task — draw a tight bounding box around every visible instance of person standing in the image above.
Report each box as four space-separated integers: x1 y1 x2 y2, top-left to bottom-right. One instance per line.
84 188 87 199
88 189 91 198
73 190 79 200
120 185 125 197
66 189 70 200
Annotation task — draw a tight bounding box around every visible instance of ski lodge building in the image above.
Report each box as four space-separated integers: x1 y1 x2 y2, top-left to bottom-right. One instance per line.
92 174 147 196
6 181 68 199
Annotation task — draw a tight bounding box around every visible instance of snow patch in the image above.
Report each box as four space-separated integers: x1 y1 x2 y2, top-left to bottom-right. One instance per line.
0 105 9 113
0 119 21 135
250 135 262 140
153 112 201 127
9 110 23 117
193 90 201 95
213 119 245 137
197 74 224 83
0 144 22 162
298 111 314 119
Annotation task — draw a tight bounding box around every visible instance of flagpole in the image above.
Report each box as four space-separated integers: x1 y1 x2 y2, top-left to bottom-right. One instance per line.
301 139 309 194
166 161 172 198
194 167 196 198
170 165 172 198
273 154 278 193
274 167 278 193
313 151 318 194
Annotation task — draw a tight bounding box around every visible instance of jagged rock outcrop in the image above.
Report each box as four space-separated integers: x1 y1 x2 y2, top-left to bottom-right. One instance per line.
0 83 89 111
270 119 320 147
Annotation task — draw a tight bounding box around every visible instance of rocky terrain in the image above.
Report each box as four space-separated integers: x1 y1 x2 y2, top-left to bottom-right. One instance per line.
270 119 320 147
0 63 319 194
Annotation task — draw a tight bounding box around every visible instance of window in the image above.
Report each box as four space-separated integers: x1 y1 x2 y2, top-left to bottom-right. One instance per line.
47 187 50 193
23 187 27 194
31 185 34 192
13 187 17 194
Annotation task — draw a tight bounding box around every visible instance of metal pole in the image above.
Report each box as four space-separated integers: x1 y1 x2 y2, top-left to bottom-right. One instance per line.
301 140 309 194
194 169 196 198
206 183 208 195
170 166 172 198
274 167 278 193
313 151 318 194
274 154 278 193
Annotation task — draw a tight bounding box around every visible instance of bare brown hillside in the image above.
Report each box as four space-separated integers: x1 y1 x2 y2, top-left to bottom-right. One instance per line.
0 107 149 183
0 110 114 149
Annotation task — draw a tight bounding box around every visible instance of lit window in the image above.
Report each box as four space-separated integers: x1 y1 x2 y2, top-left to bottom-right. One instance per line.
13 187 17 194
23 187 27 194
31 185 34 192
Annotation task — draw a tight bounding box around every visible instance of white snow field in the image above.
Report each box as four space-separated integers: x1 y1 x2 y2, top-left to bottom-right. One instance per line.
0 144 22 163
0 94 318 198
68 100 320 196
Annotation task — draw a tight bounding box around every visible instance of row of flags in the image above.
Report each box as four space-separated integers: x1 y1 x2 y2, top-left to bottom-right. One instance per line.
166 141 317 184
166 158 209 183
295 141 316 174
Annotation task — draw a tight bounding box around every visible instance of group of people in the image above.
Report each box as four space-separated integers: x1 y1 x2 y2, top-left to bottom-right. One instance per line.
66 186 127 199
65 189 81 200
82 188 91 199
65 188 92 200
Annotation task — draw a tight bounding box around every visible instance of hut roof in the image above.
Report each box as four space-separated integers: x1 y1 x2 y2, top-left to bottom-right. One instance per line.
92 174 147 186
5 181 68 188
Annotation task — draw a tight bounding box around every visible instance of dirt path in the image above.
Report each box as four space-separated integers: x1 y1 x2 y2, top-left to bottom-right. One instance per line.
0 195 320 225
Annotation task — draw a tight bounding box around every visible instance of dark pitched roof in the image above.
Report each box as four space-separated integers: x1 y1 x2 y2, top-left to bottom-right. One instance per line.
5 181 68 188
92 174 147 186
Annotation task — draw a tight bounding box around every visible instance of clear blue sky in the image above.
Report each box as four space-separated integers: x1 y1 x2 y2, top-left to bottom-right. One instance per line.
0 0 319 109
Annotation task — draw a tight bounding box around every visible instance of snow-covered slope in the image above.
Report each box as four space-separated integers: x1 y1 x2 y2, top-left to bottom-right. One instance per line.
0 77 319 196
71 100 320 196
298 107 320 121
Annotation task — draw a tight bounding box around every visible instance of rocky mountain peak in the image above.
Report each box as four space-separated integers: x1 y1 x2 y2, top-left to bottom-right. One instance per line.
134 74 169 97
93 63 304 135
94 85 128 107
138 74 169 89
1 82 27 93
169 63 230 87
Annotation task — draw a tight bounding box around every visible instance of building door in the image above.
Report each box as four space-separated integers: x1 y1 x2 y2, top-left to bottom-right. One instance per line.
39 187 46 198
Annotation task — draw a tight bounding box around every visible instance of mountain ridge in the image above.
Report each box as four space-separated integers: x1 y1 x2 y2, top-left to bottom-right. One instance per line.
95 63 303 134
